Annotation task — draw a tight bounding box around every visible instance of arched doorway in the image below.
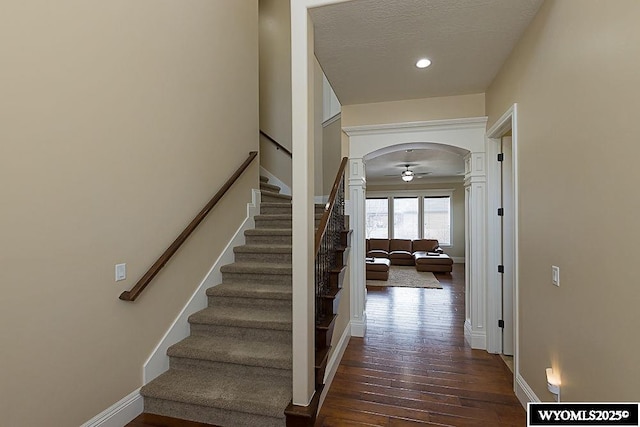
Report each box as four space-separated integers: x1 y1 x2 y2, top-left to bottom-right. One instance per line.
343 117 489 351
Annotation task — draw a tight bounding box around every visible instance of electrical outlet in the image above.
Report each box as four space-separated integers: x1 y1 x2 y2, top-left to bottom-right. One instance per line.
551 265 560 287
115 263 126 281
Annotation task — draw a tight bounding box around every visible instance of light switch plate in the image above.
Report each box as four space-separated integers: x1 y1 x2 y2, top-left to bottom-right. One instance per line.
551 265 560 287
115 263 126 282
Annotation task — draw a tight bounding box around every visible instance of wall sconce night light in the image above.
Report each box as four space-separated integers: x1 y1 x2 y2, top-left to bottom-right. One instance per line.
546 367 561 401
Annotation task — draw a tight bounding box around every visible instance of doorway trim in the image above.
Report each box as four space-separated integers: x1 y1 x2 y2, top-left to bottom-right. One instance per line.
486 104 521 393
343 117 488 347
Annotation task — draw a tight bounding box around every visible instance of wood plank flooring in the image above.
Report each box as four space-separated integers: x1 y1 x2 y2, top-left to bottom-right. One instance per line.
128 263 523 427
128 413 216 427
315 263 524 426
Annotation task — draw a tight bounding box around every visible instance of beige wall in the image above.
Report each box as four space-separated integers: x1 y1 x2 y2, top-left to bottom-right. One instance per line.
341 93 485 127
366 182 466 259
0 1 258 425
486 0 640 401
322 117 343 195
259 0 293 187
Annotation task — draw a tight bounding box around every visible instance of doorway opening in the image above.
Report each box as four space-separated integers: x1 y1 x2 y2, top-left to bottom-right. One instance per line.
487 104 519 380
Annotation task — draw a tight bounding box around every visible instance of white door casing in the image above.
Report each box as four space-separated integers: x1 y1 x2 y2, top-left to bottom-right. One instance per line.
486 104 519 389
501 136 515 356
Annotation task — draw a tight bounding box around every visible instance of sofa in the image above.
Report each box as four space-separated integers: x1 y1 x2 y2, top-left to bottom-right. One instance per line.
365 238 453 273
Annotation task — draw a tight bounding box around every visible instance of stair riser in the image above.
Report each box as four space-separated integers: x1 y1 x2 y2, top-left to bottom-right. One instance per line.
145 398 285 427
190 324 292 344
170 356 292 379
255 218 321 229
208 296 292 310
222 272 292 285
255 218 293 229
316 327 334 353
261 205 325 215
260 205 292 215
261 193 292 203
244 233 292 245
233 251 293 264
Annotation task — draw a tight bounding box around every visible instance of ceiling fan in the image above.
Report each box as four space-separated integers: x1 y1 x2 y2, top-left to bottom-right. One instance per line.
385 164 430 182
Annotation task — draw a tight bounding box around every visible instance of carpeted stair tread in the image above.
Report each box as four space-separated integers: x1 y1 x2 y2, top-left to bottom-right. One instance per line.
168 335 291 370
141 368 290 419
260 175 269 183
260 182 282 193
233 244 292 254
260 202 324 211
189 306 292 330
207 282 291 300
220 261 292 275
245 228 291 236
255 213 323 220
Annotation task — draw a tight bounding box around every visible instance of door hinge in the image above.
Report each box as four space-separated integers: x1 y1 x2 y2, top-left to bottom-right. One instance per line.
497 153 504 162
498 319 505 328
498 265 504 273
498 208 504 216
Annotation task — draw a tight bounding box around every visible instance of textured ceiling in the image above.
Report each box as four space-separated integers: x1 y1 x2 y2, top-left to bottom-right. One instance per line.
366 148 465 185
310 0 543 105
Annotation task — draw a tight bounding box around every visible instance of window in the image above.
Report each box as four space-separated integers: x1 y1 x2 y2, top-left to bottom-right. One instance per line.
423 196 451 245
393 197 419 240
365 198 388 238
366 192 453 245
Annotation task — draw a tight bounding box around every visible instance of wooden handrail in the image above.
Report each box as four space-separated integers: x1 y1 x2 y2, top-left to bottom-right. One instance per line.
315 157 348 255
120 151 258 302
260 130 292 157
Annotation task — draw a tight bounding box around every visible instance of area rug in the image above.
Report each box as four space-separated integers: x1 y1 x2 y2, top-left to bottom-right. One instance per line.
367 265 442 289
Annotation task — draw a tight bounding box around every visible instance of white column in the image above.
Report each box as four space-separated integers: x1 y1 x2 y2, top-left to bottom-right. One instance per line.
464 151 488 350
290 2 314 406
348 158 367 337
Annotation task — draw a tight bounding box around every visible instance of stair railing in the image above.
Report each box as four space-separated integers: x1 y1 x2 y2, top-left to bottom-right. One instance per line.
314 157 348 325
119 151 258 302
260 130 292 158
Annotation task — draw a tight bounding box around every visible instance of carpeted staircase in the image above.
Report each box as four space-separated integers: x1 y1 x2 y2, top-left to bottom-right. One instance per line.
140 176 322 427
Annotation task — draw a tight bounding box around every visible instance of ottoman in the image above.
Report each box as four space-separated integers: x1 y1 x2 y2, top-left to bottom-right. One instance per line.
366 257 391 280
413 252 453 273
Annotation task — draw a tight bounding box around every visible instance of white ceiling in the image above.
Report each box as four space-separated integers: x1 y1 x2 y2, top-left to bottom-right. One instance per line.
310 0 543 105
309 0 542 184
365 148 465 185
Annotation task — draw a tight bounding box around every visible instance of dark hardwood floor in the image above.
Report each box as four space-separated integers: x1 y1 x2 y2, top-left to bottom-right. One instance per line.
128 413 216 427
315 263 525 426
128 263 523 427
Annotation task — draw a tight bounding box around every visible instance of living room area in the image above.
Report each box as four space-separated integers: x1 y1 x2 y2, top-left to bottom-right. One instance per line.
363 149 467 290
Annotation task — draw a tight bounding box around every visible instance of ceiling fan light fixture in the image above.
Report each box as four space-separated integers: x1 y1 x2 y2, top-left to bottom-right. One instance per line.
401 169 414 182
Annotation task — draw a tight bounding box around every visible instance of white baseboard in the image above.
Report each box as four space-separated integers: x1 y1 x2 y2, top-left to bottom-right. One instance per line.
143 190 260 383
260 166 291 196
516 373 540 407
80 389 142 427
452 256 466 264
350 315 366 338
319 321 351 409
464 319 486 349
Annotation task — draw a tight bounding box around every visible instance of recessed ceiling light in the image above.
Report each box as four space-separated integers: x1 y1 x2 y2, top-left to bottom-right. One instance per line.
416 58 431 69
